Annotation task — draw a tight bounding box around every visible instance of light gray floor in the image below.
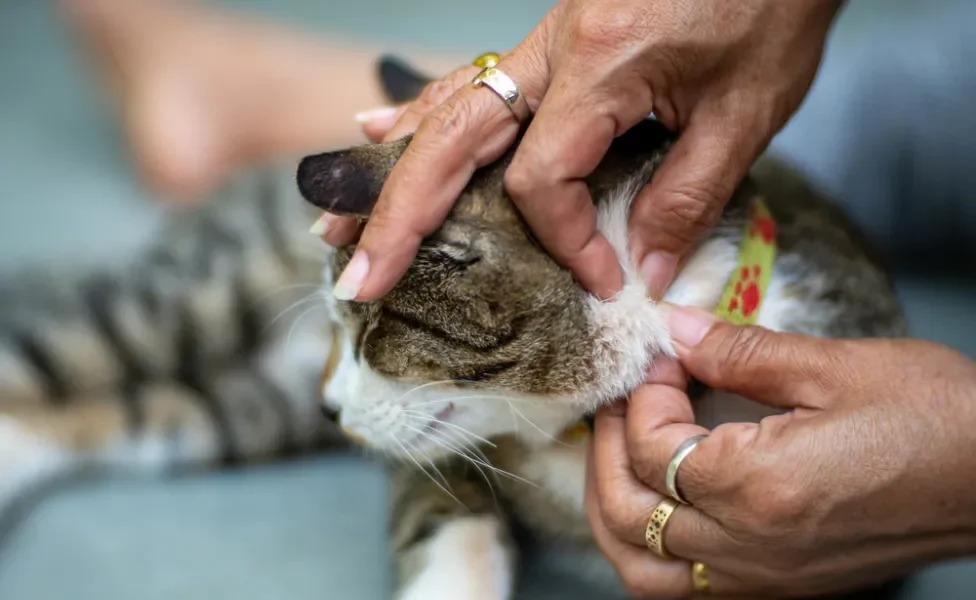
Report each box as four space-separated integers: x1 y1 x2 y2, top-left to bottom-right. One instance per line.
1 1 974 599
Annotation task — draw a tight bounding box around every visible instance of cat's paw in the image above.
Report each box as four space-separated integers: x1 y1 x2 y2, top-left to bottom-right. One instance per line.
396 516 514 600
0 416 69 509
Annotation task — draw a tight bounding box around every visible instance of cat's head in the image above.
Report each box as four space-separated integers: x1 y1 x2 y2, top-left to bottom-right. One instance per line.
295 58 676 459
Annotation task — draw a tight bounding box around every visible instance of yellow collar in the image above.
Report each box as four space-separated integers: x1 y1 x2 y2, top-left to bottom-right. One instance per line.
712 197 777 326
560 197 778 444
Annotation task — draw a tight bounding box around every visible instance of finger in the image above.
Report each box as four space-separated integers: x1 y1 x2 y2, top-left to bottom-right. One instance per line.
593 399 731 557
381 64 484 143
310 212 362 247
591 403 669 547
668 306 844 409
587 423 741 597
585 438 696 598
624 378 761 510
504 65 653 299
358 105 408 142
337 46 549 302
629 112 768 298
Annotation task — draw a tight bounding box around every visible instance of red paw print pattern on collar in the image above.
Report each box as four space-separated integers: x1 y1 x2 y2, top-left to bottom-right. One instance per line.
714 198 777 326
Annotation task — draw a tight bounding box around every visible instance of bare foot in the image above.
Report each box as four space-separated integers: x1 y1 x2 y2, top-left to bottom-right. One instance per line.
61 0 458 202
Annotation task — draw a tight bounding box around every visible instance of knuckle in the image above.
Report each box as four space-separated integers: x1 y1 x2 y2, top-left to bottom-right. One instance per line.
741 474 809 533
571 7 646 51
600 494 635 539
417 99 473 145
503 158 552 200
714 325 775 377
632 184 726 252
664 183 724 227
419 77 459 108
618 566 653 599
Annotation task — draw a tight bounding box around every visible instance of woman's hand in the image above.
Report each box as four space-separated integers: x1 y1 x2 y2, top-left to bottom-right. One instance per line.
327 0 844 302
586 307 976 598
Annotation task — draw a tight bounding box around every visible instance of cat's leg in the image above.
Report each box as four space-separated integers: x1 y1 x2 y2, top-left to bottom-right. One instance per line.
0 350 337 511
398 516 515 600
390 467 517 600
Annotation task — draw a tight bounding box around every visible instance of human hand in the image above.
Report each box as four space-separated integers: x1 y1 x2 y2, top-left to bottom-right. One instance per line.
324 0 844 302
586 306 976 598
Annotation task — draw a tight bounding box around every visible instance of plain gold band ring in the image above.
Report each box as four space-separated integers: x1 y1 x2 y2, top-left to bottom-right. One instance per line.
644 497 679 559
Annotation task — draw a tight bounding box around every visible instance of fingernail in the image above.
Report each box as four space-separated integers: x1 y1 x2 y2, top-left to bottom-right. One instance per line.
354 106 399 124
309 213 338 236
668 307 720 348
639 252 678 299
333 251 369 300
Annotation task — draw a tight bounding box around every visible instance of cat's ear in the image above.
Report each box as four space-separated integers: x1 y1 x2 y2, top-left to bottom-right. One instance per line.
376 55 434 104
296 137 409 218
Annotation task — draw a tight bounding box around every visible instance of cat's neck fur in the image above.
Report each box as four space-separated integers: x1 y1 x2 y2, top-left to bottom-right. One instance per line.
571 167 740 418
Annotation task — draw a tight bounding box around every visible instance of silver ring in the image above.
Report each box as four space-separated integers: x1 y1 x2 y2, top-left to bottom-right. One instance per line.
471 67 530 123
666 434 707 504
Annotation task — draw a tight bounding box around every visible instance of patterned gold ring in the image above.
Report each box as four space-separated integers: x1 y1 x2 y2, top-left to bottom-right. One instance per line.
472 52 501 68
692 561 711 594
471 66 530 124
666 434 707 504
644 497 679 559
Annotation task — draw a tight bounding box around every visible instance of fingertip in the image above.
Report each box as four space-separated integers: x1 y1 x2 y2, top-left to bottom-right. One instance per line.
643 356 687 388
356 106 406 142
349 229 424 302
668 307 722 350
638 252 678 300
572 233 624 300
321 217 362 247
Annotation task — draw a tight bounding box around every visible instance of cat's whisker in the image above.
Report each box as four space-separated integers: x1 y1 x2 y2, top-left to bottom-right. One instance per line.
404 423 537 489
265 292 321 331
404 438 453 492
393 436 463 507
284 302 326 350
435 426 500 503
504 400 567 446
250 282 322 306
401 410 496 448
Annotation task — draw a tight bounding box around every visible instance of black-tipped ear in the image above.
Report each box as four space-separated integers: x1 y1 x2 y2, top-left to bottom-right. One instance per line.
296 150 380 218
377 55 434 104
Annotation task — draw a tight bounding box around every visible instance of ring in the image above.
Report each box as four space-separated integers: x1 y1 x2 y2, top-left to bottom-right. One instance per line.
692 561 710 594
471 66 531 124
666 434 707 504
472 52 500 69
644 497 679 559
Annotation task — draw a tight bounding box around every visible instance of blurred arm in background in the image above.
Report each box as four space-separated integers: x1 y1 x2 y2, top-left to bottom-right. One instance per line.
61 0 462 203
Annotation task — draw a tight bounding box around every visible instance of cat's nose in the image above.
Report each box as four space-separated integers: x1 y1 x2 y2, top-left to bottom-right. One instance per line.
321 403 341 424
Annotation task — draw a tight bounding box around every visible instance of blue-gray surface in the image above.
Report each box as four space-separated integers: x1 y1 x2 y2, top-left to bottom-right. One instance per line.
0 1 974 599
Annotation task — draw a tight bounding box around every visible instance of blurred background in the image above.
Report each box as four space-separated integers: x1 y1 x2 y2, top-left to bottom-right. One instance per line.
0 0 974 599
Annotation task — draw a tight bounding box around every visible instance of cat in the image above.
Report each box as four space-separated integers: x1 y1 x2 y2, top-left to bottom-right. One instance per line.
296 59 906 599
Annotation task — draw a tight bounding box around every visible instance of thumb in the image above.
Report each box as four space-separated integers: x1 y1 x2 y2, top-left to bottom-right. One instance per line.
668 306 840 410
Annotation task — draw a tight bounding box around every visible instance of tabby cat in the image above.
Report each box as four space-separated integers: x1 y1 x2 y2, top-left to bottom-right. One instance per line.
0 57 905 600
296 60 906 599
